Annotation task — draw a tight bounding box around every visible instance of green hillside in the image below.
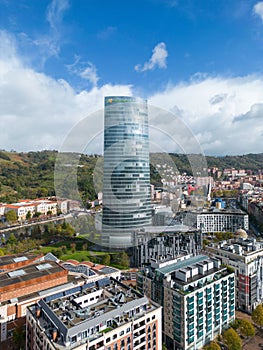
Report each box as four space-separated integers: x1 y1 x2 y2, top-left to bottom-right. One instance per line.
0 150 262 204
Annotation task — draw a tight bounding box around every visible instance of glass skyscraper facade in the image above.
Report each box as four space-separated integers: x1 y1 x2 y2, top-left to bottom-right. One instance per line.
102 96 152 248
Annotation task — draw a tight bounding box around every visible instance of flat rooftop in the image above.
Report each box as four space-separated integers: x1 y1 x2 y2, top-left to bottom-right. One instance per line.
29 278 156 348
156 255 208 275
190 208 247 215
0 253 41 268
0 261 65 288
141 224 192 233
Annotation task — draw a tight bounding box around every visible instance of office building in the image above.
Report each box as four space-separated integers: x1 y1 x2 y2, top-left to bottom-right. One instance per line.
206 237 263 313
102 96 152 248
26 277 162 350
137 255 235 350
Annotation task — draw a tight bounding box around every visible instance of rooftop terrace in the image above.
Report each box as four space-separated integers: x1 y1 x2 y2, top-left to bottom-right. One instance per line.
29 277 156 349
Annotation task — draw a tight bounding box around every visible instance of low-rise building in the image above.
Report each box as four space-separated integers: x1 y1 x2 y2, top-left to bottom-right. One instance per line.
137 255 235 350
0 253 42 272
0 260 69 344
26 277 162 350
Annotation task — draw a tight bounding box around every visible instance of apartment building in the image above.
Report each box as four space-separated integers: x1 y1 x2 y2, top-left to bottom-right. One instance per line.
26 277 162 350
206 237 263 313
184 208 249 233
1 198 69 221
137 255 235 350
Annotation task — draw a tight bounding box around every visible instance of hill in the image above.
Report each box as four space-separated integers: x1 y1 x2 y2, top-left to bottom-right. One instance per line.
0 150 262 204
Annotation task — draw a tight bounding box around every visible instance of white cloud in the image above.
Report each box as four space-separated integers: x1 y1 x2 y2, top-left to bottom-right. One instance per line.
0 31 132 152
149 75 263 155
80 63 99 86
1 31 263 156
135 42 168 72
19 0 70 67
47 0 69 32
66 57 99 86
253 2 263 21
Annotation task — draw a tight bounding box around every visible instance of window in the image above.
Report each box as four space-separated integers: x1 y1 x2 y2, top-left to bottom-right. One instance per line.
71 336 77 343
113 334 117 340
106 337 111 343
119 330 124 336
152 315 156 320
126 327 131 333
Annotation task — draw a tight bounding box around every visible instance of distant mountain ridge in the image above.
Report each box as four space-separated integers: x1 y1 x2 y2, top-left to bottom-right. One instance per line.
0 150 262 203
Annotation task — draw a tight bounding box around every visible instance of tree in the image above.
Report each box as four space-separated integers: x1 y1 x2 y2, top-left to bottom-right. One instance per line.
61 245 67 254
204 341 221 350
7 232 17 245
70 243 76 253
12 325 25 349
26 211 31 220
82 242 88 251
5 210 17 222
101 254 111 266
119 251 130 269
239 319 255 337
252 304 263 328
223 328 242 350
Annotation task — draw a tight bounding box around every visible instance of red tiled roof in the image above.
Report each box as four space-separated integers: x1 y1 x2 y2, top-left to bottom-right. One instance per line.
65 259 79 265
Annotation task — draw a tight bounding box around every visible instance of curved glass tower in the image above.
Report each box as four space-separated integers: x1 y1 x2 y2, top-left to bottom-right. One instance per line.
102 96 152 248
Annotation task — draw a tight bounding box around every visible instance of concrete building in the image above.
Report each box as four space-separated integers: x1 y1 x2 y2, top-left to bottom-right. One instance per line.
206 237 263 313
184 209 249 233
132 228 201 267
26 277 162 350
102 96 152 248
137 255 235 350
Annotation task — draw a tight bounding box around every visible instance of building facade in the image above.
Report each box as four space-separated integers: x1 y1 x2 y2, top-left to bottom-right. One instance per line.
206 237 263 313
26 277 162 350
137 255 235 350
184 209 249 233
0 260 69 344
102 96 152 248
132 229 202 267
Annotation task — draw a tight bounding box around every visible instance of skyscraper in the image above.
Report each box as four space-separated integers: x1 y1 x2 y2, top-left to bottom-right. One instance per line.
102 96 152 248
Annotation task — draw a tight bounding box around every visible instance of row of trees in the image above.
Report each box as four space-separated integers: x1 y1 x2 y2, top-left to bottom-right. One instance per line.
205 305 263 350
205 318 255 350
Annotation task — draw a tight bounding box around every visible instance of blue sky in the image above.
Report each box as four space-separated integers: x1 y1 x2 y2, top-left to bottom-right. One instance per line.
1 0 263 155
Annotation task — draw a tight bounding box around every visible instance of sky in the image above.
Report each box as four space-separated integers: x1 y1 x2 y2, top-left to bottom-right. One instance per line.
1 0 263 156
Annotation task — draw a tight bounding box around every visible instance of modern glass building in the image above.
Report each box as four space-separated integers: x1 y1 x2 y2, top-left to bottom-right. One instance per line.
102 96 152 248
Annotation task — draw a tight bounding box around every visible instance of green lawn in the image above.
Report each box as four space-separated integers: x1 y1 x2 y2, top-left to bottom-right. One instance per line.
60 251 92 262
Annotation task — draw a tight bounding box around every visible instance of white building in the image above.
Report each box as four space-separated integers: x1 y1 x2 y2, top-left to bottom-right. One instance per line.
184 209 249 233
